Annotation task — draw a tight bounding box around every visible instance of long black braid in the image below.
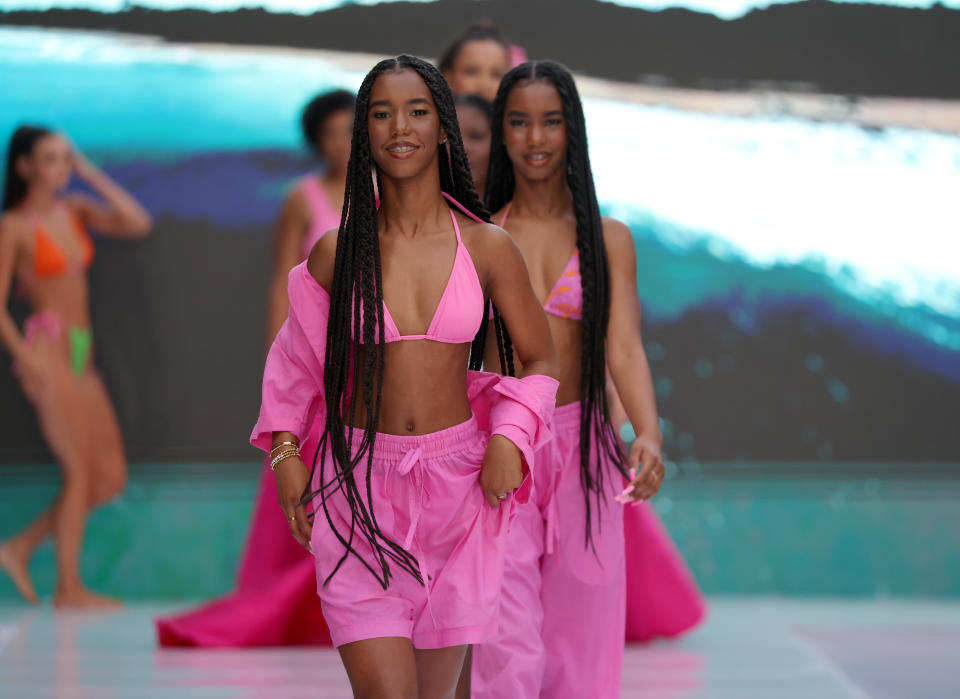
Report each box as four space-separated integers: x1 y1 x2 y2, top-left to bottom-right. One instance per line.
485 60 626 548
305 55 512 589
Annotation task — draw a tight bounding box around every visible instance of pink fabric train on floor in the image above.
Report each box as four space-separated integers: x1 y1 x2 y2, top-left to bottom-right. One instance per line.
623 501 707 641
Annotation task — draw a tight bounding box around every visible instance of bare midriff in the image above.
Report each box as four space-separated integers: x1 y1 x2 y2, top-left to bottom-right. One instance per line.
349 340 474 435
21 272 92 332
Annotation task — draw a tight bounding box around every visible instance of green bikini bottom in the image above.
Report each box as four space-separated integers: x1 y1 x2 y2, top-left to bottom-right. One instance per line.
67 326 94 377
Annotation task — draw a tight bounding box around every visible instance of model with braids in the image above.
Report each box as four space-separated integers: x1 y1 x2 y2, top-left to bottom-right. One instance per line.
467 60 670 698
251 55 558 696
484 62 630 532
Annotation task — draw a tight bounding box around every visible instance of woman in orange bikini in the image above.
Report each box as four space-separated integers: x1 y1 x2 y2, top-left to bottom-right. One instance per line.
0 125 152 608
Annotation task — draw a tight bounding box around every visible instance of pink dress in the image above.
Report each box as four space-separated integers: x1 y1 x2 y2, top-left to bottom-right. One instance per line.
156 175 341 647
298 175 339 259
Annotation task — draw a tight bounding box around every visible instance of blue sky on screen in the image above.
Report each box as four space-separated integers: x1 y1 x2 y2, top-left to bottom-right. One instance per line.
1 0 958 20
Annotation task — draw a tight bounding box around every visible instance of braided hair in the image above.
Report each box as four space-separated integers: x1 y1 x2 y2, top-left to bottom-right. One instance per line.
485 60 626 547
307 55 512 589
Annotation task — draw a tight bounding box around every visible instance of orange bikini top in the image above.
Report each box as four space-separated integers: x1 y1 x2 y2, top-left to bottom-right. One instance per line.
29 205 94 278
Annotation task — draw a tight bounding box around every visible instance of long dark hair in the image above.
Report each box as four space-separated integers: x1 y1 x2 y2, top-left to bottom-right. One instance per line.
3 125 53 211
485 60 626 546
308 55 512 589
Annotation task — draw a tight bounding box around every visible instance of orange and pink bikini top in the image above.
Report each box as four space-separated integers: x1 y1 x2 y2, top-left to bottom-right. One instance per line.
499 203 582 321
29 205 94 278
357 192 484 344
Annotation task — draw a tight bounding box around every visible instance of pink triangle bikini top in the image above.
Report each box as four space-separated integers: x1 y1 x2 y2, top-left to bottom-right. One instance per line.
342 192 484 344
499 203 583 321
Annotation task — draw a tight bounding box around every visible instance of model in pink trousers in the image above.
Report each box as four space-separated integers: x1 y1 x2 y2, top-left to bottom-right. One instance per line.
467 60 705 699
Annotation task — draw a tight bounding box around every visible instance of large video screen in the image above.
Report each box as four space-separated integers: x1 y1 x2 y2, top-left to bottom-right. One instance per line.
1 0 957 463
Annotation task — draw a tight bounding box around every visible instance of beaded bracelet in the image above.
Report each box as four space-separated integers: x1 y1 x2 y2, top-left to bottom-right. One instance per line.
270 448 300 471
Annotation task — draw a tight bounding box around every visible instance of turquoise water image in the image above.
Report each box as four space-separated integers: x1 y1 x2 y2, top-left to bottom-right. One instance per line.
5 29 956 343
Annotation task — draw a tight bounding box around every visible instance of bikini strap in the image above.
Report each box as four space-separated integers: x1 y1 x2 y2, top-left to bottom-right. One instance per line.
498 202 512 228
441 192 485 224
449 207 463 244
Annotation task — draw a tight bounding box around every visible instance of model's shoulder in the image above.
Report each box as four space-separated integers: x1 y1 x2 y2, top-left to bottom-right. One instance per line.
306 228 338 292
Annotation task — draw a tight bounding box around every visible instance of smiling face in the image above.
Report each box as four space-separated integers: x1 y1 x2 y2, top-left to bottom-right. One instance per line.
367 68 446 182
502 79 567 184
444 39 510 103
16 132 72 195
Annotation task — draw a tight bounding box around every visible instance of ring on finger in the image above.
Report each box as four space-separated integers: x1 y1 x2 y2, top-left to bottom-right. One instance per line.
496 492 507 500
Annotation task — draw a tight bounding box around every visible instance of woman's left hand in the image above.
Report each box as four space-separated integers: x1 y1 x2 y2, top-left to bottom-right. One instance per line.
479 434 524 507
620 435 665 502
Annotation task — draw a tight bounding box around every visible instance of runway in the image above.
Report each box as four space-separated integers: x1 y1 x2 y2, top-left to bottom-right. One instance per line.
3 598 958 697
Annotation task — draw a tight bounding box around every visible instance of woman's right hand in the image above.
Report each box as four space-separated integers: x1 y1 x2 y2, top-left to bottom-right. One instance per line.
274 455 313 551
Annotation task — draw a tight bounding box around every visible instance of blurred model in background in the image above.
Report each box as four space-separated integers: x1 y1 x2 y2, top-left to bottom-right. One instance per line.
454 94 493 201
265 89 354 345
439 24 512 103
0 125 152 608
156 90 355 647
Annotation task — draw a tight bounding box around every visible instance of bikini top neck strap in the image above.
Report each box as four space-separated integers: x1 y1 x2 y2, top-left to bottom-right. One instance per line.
441 192 487 245
449 206 463 244
441 192 485 225
498 202 513 227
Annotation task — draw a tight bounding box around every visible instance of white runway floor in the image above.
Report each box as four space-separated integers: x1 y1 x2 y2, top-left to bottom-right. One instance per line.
2 598 958 698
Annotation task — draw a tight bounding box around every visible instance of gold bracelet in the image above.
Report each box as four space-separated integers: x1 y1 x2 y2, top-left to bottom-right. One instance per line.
270 440 298 456
270 449 300 471
270 452 298 471
270 448 299 463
